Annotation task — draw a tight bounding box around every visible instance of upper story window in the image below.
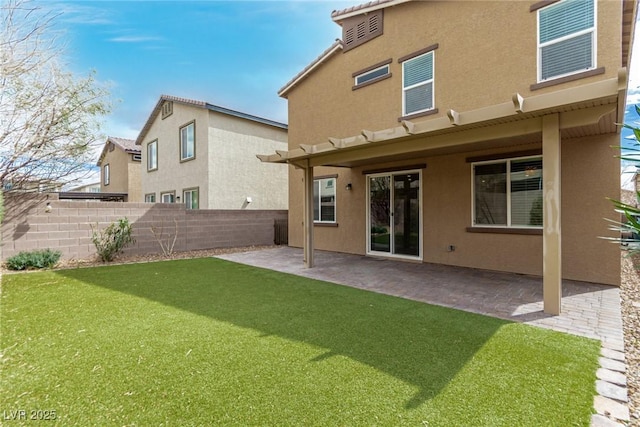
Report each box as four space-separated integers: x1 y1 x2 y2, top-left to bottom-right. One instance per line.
145 193 156 203
147 140 158 171
537 0 595 82
473 156 543 228
180 122 195 162
342 10 383 52
402 51 434 117
314 177 336 223
355 63 390 87
103 164 110 186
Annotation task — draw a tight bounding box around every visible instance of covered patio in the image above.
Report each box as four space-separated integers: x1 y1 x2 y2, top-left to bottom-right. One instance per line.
217 246 623 346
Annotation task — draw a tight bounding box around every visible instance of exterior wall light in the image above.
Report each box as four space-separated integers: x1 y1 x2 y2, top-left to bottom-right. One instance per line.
345 183 352 190
45 202 52 213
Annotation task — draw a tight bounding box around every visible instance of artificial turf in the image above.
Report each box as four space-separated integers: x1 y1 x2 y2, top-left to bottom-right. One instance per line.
1 257 600 426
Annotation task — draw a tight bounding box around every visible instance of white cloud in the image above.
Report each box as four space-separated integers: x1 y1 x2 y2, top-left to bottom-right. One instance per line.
108 36 164 43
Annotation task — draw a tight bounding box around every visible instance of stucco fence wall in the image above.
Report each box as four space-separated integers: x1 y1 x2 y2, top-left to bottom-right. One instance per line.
1 193 287 261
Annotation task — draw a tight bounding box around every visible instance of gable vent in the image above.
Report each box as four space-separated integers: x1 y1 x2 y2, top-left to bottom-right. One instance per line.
342 10 384 52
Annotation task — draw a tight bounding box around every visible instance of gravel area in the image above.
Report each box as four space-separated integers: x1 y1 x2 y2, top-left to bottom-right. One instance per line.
622 253 640 426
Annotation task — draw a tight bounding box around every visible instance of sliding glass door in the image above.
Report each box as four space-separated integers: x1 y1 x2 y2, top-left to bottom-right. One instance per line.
367 171 421 258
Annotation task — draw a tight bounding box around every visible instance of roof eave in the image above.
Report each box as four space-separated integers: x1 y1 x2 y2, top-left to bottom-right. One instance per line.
278 40 343 99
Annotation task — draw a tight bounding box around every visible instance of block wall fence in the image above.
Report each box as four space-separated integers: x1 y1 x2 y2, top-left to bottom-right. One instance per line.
1 193 287 261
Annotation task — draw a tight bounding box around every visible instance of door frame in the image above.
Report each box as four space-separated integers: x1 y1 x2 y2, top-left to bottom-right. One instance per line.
366 169 423 261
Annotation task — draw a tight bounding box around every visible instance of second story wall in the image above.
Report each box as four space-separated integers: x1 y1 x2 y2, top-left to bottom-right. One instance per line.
286 0 623 149
208 111 289 210
101 148 132 195
140 103 210 206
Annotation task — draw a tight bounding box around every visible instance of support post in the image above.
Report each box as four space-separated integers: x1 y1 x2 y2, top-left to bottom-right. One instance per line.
303 163 314 268
542 114 561 315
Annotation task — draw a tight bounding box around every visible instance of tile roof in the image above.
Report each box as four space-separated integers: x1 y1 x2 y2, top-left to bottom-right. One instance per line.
331 0 396 19
331 0 412 21
96 136 139 166
108 136 139 154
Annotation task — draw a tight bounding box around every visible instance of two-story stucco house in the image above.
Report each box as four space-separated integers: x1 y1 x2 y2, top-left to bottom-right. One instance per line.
137 95 288 210
259 0 637 314
96 136 142 201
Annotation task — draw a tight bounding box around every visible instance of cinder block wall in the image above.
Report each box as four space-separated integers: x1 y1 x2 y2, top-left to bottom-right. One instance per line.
1 193 287 261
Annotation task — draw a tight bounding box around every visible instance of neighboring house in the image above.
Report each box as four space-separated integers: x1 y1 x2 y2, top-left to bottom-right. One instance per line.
135 95 288 210
259 0 637 314
66 181 101 193
96 137 142 201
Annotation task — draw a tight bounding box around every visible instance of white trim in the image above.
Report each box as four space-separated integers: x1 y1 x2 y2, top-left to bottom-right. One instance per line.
313 177 337 224
401 51 435 117
354 64 390 86
331 0 412 22
536 0 597 83
366 170 422 261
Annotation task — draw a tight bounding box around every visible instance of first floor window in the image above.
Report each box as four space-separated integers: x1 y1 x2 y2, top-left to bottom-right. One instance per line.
473 156 542 228
183 188 199 210
145 193 156 203
103 164 110 185
161 192 174 203
147 140 158 171
314 177 336 223
180 122 195 161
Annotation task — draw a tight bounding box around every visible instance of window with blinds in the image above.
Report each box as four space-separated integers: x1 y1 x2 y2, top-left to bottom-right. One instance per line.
538 0 595 82
313 177 336 223
402 51 434 116
473 156 543 228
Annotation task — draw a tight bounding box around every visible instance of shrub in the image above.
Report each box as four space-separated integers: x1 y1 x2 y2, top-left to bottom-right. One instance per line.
91 218 135 262
5 249 62 270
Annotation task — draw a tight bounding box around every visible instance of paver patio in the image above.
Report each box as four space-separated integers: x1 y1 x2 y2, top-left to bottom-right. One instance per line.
217 246 623 346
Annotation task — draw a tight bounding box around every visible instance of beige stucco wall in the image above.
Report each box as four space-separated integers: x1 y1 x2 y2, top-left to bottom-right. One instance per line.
288 134 620 285
208 111 288 210
140 103 288 209
100 148 141 201
140 104 211 206
284 0 624 286
286 0 623 149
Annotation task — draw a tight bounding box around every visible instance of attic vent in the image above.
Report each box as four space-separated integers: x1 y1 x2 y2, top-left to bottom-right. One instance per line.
161 101 173 119
342 10 383 52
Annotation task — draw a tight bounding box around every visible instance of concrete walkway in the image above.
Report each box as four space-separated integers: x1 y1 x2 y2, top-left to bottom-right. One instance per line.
216 246 629 426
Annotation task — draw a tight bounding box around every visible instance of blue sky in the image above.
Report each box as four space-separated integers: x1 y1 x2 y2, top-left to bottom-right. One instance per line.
33 0 640 178
39 0 354 140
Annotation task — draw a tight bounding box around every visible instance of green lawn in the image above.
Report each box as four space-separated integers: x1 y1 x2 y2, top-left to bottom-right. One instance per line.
1 258 599 426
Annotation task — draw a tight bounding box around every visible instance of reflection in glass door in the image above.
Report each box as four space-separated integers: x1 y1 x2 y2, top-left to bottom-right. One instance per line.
368 171 421 258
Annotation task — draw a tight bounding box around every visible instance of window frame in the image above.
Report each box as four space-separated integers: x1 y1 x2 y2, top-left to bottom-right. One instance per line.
147 140 158 171
354 64 390 87
471 155 543 229
160 191 175 204
183 187 199 210
179 121 196 162
536 0 597 83
313 176 337 224
103 164 110 186
401 50 435 117
145 193 156 203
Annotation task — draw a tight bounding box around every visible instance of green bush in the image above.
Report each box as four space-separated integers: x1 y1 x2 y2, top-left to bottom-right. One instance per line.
91 218 135 262
5 249 62 270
